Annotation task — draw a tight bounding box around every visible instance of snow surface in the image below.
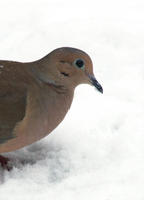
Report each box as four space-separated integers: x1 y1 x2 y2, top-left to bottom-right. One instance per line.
0 0 144 199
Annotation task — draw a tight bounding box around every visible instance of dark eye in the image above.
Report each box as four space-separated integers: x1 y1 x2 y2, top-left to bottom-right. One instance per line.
74 59 85 69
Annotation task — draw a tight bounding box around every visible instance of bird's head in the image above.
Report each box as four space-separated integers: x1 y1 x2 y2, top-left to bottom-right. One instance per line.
33 47 103 93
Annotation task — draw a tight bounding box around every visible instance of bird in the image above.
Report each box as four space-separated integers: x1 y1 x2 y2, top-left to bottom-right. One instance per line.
0 47 103 169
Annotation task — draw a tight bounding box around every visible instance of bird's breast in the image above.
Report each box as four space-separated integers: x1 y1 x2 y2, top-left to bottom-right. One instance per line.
0 87 74 153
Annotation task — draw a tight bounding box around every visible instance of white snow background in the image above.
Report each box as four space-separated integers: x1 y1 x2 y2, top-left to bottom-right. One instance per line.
0 0 144 199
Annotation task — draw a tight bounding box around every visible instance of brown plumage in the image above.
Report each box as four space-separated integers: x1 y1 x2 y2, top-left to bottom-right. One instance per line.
0 47 103 169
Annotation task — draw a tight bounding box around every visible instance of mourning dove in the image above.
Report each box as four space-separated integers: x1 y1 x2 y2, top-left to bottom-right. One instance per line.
0 47 103 169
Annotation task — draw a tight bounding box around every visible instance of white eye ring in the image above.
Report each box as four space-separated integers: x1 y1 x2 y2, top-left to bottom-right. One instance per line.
73 58 85 70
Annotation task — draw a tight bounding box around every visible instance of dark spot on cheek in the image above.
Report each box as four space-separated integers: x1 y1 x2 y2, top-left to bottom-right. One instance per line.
61 72 69 77
59 61 69 77
60 60 66 64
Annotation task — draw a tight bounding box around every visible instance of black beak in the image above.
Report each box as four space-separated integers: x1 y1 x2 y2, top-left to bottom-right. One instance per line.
89 75 103 93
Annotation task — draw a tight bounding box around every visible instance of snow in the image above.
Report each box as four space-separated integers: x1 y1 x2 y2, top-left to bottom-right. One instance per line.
0 0 144 199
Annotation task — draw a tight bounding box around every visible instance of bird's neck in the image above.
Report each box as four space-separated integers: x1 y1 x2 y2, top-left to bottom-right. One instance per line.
33 84 74 123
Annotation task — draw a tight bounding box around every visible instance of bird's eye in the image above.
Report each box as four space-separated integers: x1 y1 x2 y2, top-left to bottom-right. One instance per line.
74 59 85 70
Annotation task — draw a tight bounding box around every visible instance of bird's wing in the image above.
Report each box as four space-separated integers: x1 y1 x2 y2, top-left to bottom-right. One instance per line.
0 96 27 144
0 61 27 144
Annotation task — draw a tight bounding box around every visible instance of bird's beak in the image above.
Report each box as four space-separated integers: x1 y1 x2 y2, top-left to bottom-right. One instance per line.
88 74 103 93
